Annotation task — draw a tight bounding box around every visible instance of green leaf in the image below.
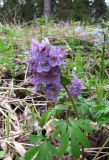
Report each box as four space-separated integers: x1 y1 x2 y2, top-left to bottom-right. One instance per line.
61 75 71 86
29 133 43 143
71 133 80 158
42 141 52 159
71 122 90 148
79 103 90 115
53 127 61 139
34 143 49 160
52 122 69 156
28 140 59 160
36 150 45 160
24 146 39 160
58 125 69 156
96 86 104 100
104 106 109 114
39 110 52 126
47 141 59 157
35 141 58 160
52 104 69 117
53 120 65 127
54 104 68 110
58 92 67 100
39 149 48 159
76 119 92 133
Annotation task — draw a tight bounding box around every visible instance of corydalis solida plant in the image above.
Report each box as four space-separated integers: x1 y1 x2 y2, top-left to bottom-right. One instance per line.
28 39 84 101
28 39 66 101
26 39 91 160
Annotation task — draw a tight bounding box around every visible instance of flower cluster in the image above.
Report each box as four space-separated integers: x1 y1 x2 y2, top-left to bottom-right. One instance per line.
75 26 82 33
28 39 66 101
58 20 69 27
68 76 84 98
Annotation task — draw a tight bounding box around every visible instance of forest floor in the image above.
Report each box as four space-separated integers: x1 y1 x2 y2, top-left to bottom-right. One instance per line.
0 21 109 160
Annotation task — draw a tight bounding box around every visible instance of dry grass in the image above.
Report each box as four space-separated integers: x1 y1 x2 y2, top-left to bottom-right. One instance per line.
0 76 48 159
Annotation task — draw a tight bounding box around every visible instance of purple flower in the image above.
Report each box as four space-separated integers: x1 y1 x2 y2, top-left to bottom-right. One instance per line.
36 59 50 73
68 76 84 98
58 20 69 27
31 39 39 58
31 38 48 52
28 39 66 101
28 60 37 73
49 47 66 58
75 26 82 33
34 83 41 91
48 47 65 67
45 83 62 101
31 67 61 85
41 108 46 113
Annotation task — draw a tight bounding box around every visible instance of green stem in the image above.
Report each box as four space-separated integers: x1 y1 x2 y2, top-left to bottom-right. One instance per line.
64 85 85 160
40 25 43 41
63 85 79 119
101 32 106 83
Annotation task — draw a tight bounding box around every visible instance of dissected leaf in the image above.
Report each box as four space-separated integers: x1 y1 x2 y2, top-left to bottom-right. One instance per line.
35 141 58 160
54 104 69 111
24 146 39 160
59 125 69 156
36 150 45 160
71 122 90 148
25 141 59 160
47 141 59 157
29 133 43 143
71 133 80 158
53 127 61 139
76 119 92 133
39 110 52 126
53 122 69 156
53 120 65 127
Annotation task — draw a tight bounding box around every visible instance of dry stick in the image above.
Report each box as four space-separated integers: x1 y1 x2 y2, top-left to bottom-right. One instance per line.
97 153 109 160
24 66 28 82
0 86 46 97
0 131 31 141
92 137 109 160
0 86 34 91
85 151 109 154
85 147 109 150
31 98 41 119
0 140 34 147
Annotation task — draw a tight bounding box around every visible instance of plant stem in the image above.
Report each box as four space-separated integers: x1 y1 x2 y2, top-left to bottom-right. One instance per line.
100 31 106 83
63 85 85 160
63 85 79 119
39 25 43 41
